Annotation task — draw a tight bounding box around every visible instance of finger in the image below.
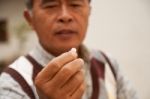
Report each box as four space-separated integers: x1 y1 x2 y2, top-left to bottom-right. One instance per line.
50 58 84 88
71 82 85 99
61 70 84 95
35 49 77 83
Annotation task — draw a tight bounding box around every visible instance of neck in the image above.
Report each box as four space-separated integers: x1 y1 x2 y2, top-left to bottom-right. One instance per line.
41 45 80 57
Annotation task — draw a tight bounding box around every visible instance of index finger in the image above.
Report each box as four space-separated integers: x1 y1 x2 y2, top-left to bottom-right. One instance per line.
35 48 78 82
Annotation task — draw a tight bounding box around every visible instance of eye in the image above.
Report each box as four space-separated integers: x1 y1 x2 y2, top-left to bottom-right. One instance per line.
70 2 83 8
42 2 59 8
71 4 81 8
71 3 81 7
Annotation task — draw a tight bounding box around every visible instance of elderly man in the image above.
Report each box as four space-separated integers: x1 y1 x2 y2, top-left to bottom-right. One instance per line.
0 0 138 99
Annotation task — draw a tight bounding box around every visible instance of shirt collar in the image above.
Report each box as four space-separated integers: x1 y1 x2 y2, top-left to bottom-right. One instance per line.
29 43 55 67
29 42 90 67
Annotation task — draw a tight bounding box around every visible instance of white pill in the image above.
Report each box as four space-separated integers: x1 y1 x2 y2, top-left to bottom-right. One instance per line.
70 48 77 53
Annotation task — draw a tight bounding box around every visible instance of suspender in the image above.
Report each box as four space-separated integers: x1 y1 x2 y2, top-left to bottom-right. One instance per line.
3 51 116 99
3 55 43 99
90 58 105 99
100 51 116 80
4 67 36 99
25 55 43 81
90 50 117 99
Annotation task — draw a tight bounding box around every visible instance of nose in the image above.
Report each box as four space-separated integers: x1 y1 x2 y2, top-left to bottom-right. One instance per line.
57 6 73 23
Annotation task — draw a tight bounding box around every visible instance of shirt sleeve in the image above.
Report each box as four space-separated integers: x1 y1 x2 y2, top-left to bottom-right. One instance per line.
0 73 30 99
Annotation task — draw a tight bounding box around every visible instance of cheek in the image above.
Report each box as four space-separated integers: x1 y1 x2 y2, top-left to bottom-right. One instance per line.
79 15 89 34
33 9 53 26
80 15 89 40
32 18 50 43
77 9 89 30
33 13 53 35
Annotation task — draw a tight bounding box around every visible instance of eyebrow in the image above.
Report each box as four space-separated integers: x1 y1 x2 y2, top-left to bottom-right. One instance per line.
68 0 84 3
42 0 56 4
42 0 84 3
41 0 84 5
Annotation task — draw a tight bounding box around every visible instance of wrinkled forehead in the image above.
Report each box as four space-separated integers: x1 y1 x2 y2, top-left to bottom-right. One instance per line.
35 0 90 3
25 0 90 9
40 0 89 3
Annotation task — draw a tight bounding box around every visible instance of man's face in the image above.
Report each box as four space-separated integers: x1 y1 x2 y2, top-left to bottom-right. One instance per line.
26 0 90 56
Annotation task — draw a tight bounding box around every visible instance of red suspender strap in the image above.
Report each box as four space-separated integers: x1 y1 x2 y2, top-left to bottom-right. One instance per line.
4 67 36 99
90 50 117 99
90 58 105 99
100 51 117 79
25 55 43 80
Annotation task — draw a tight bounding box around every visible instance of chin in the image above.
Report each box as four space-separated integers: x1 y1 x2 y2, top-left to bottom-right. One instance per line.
57 44 79 53
47 41 81 56
60 45 77 52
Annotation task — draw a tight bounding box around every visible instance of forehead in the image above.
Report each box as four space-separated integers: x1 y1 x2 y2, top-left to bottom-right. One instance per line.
32 0 90 8
39 0 88 3
40 0 86 1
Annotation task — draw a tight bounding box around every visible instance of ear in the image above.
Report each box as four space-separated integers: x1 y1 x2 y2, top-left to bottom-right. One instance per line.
23 9 33 27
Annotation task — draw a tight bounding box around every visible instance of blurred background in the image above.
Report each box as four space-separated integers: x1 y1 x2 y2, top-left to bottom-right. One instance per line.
0 0 150 98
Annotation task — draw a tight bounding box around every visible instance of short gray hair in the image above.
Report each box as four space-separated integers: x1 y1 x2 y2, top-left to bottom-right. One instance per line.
25 0 33 10
25 0 91 10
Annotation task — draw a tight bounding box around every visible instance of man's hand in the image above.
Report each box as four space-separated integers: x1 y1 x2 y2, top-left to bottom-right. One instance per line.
34 48 85 99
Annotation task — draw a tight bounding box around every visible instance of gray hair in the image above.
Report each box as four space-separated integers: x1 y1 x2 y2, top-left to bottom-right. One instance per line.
25 0 33 10
25 0 91 10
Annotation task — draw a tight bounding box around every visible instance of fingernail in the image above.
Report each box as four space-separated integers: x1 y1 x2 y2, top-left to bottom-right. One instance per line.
71 48 77 53
70 48 77 57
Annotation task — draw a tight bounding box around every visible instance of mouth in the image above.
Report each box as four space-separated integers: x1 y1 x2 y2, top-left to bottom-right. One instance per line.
55 29 77 39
